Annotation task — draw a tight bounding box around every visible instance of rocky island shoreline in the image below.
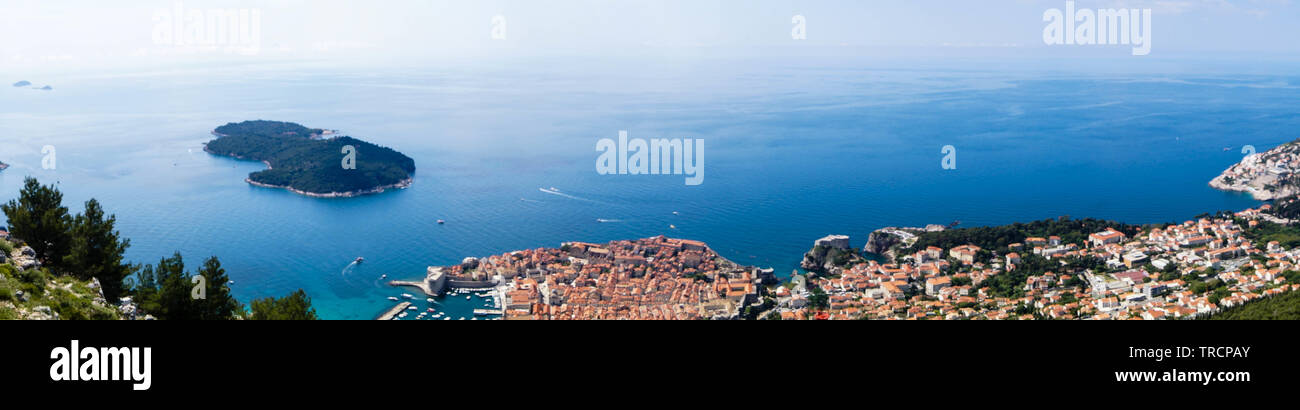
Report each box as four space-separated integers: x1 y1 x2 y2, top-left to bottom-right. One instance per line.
204 120 416 198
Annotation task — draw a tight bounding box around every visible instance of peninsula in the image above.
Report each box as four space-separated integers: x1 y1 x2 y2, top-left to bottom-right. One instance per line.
392 236 777 320
204 120 416 198
1210 140 1300 200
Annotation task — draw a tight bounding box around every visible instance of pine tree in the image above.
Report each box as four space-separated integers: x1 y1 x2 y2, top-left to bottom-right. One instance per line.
1 177 71 267
195 256 241 320
64 199 136 302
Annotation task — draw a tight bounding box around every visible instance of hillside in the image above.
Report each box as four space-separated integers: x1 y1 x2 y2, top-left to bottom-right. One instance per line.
0 241 121 320
1206 288 1300 320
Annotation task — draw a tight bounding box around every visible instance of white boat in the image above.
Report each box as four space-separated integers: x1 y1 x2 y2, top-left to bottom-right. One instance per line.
387 296 399 301
398 312 408 318
437 219 446 225
354 257 364 264
402 293 415 299
407 306 417 310
380 274 388 279
466 295 471 300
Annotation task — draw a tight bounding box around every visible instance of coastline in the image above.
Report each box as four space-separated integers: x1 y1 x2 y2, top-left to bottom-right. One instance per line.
1209 175 1275 201
243 176 413 198
203 142 413 198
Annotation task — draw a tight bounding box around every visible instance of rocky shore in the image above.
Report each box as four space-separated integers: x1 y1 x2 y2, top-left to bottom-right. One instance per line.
1210 141 1300 201
244 176 413 198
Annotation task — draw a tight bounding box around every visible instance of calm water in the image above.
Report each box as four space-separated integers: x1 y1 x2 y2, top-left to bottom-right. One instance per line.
1 56 1297 319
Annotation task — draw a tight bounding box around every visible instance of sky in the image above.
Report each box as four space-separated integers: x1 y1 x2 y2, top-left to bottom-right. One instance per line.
0 0 1297 72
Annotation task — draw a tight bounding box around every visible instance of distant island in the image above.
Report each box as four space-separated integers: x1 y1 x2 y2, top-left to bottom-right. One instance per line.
204 120 416 198
1211 140 1300 200
0 161 8 171
12 81 30 87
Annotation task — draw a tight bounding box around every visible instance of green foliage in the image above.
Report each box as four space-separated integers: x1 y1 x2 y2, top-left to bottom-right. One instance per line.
1206 291 1300 320
1241 220 1300 249
979 254 1099 298
808 286 830 310
195 256 242 320
63 199 135 302
1 177 72 267
248 289 318 320
0 266 119 320
206 120 416 194
1267 196 1300 220
132 253 241 320
901 217 1141 255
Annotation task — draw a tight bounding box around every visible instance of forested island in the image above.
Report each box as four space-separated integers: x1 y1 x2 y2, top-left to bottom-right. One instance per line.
204 120 416 197
0 161 8 171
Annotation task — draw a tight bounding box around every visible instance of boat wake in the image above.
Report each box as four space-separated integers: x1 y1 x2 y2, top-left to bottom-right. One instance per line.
596 218 625 223
519 197 542 203
538 187 603 204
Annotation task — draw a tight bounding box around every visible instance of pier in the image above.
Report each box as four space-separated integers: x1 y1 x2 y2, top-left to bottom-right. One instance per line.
473 309 503 316
388 267 446 297
378 302 412 320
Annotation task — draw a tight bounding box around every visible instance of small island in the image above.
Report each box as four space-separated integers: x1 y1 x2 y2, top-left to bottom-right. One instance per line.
204 120 416 198
0 160 8 171
12 80 31 87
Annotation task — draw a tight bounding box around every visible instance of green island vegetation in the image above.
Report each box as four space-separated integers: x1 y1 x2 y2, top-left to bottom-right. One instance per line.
1 177 316 320
205 120 416 195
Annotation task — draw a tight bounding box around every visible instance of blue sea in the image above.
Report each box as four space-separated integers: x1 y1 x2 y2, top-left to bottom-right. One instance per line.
2 56 1298 319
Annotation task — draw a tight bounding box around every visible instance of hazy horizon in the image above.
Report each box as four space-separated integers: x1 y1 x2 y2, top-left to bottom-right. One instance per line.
2 0 1297 74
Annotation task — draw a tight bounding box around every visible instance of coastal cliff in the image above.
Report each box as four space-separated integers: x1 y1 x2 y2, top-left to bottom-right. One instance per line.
1211 141 1300 201
801 235 862 275
863 226 943 261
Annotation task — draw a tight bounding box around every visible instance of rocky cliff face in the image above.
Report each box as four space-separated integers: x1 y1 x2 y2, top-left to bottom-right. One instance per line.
801 235 860 275
863 227 932 262
864 230 903 255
